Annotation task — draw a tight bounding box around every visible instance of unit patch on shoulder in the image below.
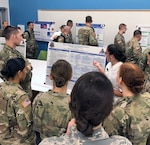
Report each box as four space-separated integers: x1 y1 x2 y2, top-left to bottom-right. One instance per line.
21 99 31 108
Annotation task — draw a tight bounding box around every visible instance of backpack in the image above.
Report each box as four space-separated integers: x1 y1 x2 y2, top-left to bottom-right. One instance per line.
23 30 30 40
53 34 66 43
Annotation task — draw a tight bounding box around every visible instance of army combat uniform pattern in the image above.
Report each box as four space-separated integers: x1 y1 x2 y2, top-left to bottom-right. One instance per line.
0 44 32 98
0 81 35 145
32 90 72 140
23 29 38 59
0 28 3 37
114 33 125 51
57 33 73 43
78 26 98 46
39 126 132 145
138 48 150 93
125 38 142 65
103 93 150 145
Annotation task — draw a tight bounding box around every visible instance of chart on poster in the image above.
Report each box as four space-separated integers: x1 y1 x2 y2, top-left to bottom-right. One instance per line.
45 42 106 91
34 21 55 42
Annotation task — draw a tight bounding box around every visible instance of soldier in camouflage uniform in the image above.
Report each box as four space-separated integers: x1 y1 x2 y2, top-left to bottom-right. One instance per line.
57 25 73 43
39 72 132 145
103 63 150 145
0 27 3 37
139 49 150 93
125 30 142 65
23 21 38 59
0 58 35 145
67 19 74 43
114 23 127 51
0 21 8 37
0 26 33 99
0 29 2 37
78 16 98 46
32 60 72 144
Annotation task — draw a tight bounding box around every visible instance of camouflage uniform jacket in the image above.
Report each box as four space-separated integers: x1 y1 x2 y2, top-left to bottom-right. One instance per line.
0 28 3 37
103 93 150 145
32 90 72 139
78 26 98 46
67 32 74 43
23 29 38 58
138 48 150 93
142 74 150 93
138 47 150 77
57 33 73 43
0 81 35 145
114 32 125 51
39 126 132 145
125 38 142 64
0 44 32 98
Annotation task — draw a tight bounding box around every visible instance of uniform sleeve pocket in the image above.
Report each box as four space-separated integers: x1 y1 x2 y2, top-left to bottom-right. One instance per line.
16 113 27 131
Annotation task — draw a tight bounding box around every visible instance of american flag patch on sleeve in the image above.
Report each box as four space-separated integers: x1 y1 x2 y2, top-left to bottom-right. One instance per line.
21 99 31 108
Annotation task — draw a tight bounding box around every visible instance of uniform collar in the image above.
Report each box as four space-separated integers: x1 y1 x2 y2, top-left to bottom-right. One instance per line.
48 90 69 97
4 44 17 51
5 81 23 89
69 125 109 141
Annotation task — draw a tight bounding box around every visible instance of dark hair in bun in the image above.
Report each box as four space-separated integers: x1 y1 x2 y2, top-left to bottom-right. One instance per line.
1 58 25 79
51 59 72 87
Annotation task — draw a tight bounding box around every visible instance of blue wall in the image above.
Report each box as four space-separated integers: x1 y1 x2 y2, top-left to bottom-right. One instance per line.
9 0 150 27
9 0 150 52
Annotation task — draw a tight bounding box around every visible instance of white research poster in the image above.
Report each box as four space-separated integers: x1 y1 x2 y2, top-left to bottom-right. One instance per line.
34 21 55 42
137 25 150 52
76 23 105 47
45 42 106 92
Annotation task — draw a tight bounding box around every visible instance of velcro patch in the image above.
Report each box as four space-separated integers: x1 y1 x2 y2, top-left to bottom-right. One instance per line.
135 46 140 50
21 99 31 108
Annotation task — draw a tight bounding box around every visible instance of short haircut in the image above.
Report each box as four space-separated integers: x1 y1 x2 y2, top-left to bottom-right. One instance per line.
107 44 126 62
2 26 19 40
134 30 142 36
60 25 65 30
67 20 73 25
51 59 72 87
69 71 114 136
119 63 144 94
27 21 33 27
119 23 126 30
1 58 25 79
85 16 92 23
